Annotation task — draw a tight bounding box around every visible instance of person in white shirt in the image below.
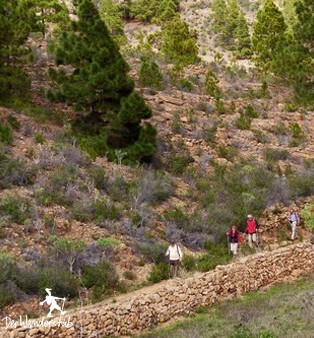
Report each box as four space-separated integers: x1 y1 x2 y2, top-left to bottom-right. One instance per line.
165 240 183 278
288 208 300 240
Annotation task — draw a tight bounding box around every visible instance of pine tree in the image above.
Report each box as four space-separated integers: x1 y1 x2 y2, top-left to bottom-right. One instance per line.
252 0 286 69
29 0 69 37
234 11 251 57
48 0 156 162
0 0 35 98
99 0 125 44
161 18 199 68
155 0 179 23
130 0 156 22
139 55 163 90
224 0 241 46
211 0 227 35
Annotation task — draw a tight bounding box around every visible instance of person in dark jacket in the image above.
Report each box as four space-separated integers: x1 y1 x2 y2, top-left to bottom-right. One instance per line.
226 225 241 256
245 214 259 249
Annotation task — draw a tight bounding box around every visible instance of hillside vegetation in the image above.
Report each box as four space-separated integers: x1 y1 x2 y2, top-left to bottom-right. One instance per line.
0 0 313 318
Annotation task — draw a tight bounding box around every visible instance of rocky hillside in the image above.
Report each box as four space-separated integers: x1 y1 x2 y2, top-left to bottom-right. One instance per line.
0 0 313 320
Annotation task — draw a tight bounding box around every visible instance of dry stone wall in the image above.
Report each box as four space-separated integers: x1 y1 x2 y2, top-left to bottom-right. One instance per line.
1 242 313 338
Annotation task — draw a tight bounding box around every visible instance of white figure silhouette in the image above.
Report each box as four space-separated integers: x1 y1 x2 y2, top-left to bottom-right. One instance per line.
40 288 66 317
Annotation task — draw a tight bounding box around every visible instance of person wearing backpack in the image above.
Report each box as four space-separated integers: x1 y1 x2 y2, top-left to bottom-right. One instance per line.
165 240 183 278
226 225 241 257
245 214 259 249
288 208 300 240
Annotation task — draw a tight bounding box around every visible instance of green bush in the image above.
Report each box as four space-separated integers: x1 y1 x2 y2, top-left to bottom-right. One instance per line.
16 265 41 294
235 113 251 130
0 284 16 308
263 148 290 163
0 158 37 187
163 207 189 229
0 252 17 284
82 260 119 300
0 122 13 143
197 245 231 272
137 242 167 264
70 200 91 222
92 198 120 223
148 262 169 283
244 104 259 118
89 166 108 190
0 196 32 224
169 155 194 175
38 267 79 298
301 204 314 231
139 56 163 90
217 144 238 161
181 254 197 271
96 237 120 248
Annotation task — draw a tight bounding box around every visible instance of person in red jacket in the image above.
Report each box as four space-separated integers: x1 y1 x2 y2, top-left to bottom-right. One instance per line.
245 214 259 249
226 225 241 256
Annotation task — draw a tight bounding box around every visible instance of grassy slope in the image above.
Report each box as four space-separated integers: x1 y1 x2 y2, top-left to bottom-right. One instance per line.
138 275 314 338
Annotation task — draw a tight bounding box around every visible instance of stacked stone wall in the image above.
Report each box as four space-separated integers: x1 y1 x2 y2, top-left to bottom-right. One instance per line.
1 242 313 337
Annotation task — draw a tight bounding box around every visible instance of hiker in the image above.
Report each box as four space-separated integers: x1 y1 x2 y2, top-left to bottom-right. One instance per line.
288 208 300 240
165 240 183 278
245 214 259 249
226 225 241 256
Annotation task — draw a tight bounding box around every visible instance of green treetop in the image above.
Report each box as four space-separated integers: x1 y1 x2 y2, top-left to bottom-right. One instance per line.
234 11 251 57
99 0 126 44
211 0 227 35
29 0 70 37
48 0 156 162
161 17 199 68
0 0 36 98
252 0 287 69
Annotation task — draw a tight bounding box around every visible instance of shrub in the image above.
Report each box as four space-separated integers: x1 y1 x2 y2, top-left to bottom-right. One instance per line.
107 174 129 201
0 253 17 284
16 265 41 294
89 166 107 190
148 262 169 283
163 207 189 229
301 204 314 231
0 284 16 308
34 133 46 144
0 158 37 187
289 174 314 198
70 201 91 222
235 113 251 130
244 104 259 118
253 129 268 143
137 242 168 264
139 56 163 90
263 148 290 162
0 196 32 224
197 245 231 272
96 237 120 248
181 255 197 271
0 122 13 143
92 198 120 223
134 170 174 205
217 144 238 161
169 155 194 175
38 267 79 298
82 260 119 300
